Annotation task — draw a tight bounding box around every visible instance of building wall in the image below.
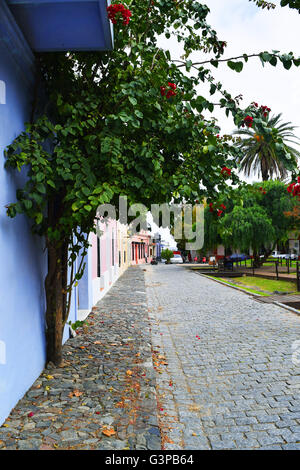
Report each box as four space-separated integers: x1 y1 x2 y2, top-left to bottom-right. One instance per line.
0 4 77 425
117 221 131 275
130 231 153 265
0 5 46 425
90 218 119 307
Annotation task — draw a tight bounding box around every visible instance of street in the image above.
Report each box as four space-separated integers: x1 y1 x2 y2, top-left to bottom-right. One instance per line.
1 264 300 450
145 264 300 450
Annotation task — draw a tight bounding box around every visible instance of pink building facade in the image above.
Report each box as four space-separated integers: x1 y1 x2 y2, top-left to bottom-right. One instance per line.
130 231 153 265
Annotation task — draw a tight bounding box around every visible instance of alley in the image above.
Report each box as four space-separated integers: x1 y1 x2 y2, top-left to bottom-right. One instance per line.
145 264 300 450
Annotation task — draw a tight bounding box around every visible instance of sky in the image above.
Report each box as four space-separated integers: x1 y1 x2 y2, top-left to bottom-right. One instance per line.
158 0 300 138
202 0 300 137
151 0 300 245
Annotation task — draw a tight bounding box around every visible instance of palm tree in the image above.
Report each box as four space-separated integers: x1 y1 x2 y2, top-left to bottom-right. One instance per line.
233 113 300 181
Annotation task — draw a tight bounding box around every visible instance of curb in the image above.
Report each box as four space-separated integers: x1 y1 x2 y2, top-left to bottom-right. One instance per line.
194 272 300 317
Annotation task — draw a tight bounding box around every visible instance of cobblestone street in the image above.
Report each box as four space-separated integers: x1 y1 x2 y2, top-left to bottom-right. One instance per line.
1 264 300 450
145 264 300 450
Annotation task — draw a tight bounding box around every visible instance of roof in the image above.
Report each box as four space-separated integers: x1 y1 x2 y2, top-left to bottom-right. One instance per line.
6 0 113 51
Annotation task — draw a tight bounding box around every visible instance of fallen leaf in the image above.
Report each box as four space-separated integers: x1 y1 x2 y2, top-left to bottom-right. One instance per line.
102 427 116 437
126 370 133 376
68 389 83 398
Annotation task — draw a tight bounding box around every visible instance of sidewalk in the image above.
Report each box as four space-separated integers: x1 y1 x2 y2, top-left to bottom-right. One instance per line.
0 267 161 450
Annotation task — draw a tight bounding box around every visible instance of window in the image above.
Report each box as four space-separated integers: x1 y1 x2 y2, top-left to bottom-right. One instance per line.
132 243 135 260
112 232 115 266
124 251 126 263
0 80 6 105
97 237 101 277
119 251 121 267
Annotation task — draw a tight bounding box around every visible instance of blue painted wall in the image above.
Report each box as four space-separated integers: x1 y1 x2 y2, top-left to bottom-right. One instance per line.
0 3 77 425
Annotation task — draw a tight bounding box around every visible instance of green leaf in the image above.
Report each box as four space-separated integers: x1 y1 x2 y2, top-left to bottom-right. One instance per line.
227 61 243 72
36 213 43 224
129 96 137 106
135 110 143 119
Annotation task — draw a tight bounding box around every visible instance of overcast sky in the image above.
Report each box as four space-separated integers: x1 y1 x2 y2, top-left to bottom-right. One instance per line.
160 0 300 138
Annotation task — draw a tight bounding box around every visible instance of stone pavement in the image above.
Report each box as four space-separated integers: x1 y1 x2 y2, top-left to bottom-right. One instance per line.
145 264 300 450
0 267 160 450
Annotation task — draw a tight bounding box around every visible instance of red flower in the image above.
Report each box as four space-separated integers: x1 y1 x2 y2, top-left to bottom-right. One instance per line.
217 209 223 217
166 90 176 99
107 3 132 25
287 182 296 193
160 82 177 99
221 166 231 177
28 412 34 418
293 184 300 197
244 115 253 128
220 203 226 210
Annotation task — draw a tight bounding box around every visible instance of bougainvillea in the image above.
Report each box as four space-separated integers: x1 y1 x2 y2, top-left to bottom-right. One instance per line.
243 115 253 128
221 166 231 177
107 2 132 25
287 177 300 198
160 82 177 99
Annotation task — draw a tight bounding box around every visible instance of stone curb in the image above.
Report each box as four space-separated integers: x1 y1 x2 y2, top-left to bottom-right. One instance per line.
195 272 300 317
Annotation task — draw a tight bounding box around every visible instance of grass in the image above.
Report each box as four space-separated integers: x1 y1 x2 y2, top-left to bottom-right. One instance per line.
206 275 298 296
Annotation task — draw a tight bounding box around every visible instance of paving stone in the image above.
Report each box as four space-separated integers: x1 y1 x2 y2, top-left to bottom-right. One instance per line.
144 264 300 450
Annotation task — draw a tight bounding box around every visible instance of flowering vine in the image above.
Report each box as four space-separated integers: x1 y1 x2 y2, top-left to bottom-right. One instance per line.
221 166 231 177
107 2 132 25
160 82 177 99
287 177 300 198
209 202 227 217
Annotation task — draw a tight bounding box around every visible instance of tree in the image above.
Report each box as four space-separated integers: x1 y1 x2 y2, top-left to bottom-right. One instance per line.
4 1 300 364
161 249 174 264
233 106 300 181
213 181 297 266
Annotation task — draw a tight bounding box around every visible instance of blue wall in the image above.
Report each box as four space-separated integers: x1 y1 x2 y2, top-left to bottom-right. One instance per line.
0 3 76 425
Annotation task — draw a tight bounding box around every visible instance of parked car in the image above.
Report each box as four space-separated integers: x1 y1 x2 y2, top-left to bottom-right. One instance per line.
271 252 297 259
285 253 298 260
229 253 249 262
271 251 288 259
170 254 183 264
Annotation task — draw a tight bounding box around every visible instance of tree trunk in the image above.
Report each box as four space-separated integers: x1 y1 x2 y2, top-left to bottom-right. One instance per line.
253 251 261 268
261 159 269 181
45 242 68 366
44 195 69 366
